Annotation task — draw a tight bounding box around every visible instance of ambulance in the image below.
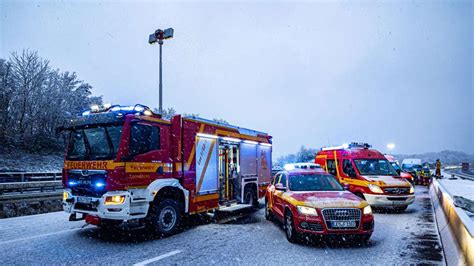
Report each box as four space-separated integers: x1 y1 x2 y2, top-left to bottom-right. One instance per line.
315 143 415 211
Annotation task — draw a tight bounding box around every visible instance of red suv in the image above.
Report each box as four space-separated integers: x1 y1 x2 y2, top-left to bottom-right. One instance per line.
265 167 374 243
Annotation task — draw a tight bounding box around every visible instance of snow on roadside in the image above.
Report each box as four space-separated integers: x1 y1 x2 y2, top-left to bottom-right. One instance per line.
0 152 63 172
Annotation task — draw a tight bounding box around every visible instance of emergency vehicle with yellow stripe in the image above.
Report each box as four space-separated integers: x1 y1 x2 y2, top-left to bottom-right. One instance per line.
315 143 415 211
60 104 272 236
265 165 374 243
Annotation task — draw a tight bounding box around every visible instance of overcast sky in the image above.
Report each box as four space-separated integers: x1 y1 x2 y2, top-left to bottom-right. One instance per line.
1 0 472 157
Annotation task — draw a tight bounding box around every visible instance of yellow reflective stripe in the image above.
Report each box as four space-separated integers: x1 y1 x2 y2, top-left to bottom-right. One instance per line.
192 193 219 203
333 151 340 178
185 124 206 171
125 162 171 173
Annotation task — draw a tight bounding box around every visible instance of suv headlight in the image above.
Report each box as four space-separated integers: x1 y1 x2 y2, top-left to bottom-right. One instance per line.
368 184 383 194
409 185 415 194
297 206 318 216
363 205 372 215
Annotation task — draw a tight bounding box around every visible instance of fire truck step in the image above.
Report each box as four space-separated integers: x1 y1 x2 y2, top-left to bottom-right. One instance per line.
218 204 252 212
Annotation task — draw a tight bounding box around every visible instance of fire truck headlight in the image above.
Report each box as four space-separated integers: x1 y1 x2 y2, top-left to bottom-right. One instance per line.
363 205 372 215
409 185 415 194
105 195 126 205
94 182 105 189
368 184 383 194
297 206 318 216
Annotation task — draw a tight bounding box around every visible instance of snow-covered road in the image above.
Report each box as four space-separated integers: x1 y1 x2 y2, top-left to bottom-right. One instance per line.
0 186 444 265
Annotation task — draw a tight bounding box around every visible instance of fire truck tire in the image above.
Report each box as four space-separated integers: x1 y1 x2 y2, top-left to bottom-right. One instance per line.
284 210 299 243
244 187 259 210
148 199 182 237
264 199 273 221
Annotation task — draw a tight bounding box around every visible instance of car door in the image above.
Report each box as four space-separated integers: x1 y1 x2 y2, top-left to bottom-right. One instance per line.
272 173 287 220
125 121 171 187
268 173 279 212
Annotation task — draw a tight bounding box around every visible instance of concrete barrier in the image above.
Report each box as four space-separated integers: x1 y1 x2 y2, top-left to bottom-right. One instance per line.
431 178 474 265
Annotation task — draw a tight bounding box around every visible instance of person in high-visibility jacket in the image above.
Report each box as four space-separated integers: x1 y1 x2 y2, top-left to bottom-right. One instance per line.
435 159 441 177
419 169 425 185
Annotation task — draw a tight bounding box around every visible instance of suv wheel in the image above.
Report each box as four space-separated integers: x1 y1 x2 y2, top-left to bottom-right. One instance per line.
284 211 299 243
148 199 182 237
264 199 273 221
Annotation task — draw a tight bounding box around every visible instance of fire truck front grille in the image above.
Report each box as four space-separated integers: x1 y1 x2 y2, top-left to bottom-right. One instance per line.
68 171 107 198
383 187 410 195
322 208 361 230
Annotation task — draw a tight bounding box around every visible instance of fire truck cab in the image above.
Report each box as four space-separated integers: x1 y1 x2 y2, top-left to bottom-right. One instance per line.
315 143 415 211
60 104 272 236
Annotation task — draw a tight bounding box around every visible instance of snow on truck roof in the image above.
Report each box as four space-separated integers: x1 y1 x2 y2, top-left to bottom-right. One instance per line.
184 116 269 137
318 142 386 159
60 104 269 137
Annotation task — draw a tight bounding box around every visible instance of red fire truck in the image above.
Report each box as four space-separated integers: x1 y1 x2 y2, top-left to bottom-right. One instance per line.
315 143 415 212
61 104 272 236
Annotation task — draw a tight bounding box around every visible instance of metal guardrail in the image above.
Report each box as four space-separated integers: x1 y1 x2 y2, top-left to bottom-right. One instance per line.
0 172 63 203
444 169 474 181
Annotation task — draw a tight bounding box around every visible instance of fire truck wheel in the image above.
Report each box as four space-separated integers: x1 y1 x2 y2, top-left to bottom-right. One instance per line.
244 187 259 210
284 210 299 243
264 199 273 221
148 199 182 237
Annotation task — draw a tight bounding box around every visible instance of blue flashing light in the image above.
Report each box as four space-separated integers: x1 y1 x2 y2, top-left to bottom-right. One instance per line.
80 104 155 117
95 182 105 189
68 181 77 186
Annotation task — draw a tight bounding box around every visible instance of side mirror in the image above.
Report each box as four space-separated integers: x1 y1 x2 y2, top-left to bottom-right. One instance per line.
342 183 350 190
396 169 401 175
275 183 286 191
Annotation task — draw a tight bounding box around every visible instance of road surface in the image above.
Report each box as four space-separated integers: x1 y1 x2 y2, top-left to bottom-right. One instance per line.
0 186 444 265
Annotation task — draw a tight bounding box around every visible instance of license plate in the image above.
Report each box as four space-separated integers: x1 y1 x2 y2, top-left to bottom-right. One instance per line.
77 197 92 204
332 221 356 228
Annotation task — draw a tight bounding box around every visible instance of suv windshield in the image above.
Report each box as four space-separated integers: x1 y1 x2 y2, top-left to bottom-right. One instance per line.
289 174 344 191
67 124 123 160
354 159 398 176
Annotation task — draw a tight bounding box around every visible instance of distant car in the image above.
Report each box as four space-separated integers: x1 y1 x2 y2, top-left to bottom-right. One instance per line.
385 155 414 184
401 159 423 184
265 168 374 243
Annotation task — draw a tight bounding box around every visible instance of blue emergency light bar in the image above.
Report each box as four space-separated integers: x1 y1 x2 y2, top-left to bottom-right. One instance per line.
80 104 155 117
321 142 371 151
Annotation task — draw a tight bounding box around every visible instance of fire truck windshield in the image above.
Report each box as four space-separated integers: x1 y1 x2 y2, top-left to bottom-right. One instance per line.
354 159 398 176
289 174 344 191
66 125 123 160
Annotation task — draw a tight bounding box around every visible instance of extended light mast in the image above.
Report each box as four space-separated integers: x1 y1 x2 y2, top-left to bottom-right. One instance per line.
148 28 174 115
